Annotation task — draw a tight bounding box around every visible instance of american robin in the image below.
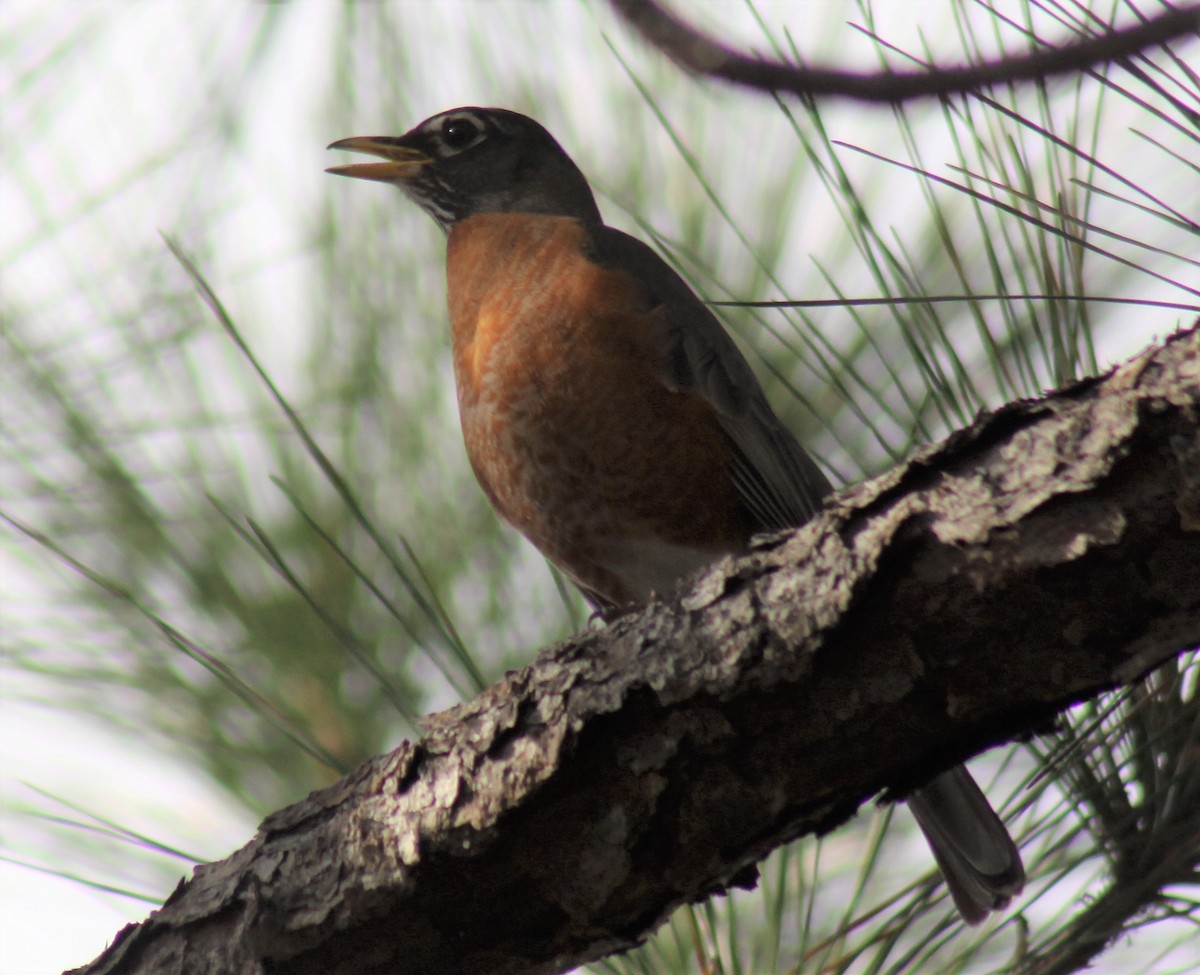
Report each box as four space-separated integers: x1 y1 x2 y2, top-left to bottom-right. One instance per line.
327 107 1025 924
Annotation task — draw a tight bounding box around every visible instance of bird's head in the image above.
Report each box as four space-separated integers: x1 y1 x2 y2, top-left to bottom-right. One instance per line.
327 107 601 232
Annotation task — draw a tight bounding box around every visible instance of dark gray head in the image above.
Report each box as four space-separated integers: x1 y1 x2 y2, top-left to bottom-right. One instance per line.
327 107 601 232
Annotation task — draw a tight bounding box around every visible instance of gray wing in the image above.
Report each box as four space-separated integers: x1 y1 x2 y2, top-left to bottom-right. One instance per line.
590 226 832 531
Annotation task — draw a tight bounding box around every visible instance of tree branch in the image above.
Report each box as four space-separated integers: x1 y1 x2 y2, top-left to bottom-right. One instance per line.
609 0 1200 104
73 324 1200 975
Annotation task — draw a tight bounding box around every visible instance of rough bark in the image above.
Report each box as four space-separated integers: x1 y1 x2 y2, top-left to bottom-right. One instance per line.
73 324 1200 975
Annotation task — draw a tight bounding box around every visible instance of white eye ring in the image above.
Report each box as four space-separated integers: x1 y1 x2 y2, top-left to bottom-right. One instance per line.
438 114 486 154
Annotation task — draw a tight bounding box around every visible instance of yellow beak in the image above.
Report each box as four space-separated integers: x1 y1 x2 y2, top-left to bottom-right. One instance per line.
326 137 431 183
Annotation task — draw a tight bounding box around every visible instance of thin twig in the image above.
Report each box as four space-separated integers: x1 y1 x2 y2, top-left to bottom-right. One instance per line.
609 0 1200 104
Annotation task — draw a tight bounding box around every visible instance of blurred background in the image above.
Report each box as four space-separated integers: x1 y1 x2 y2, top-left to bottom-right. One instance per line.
2 1 1198 973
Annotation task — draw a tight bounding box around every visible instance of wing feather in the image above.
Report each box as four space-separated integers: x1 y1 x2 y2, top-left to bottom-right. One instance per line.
589 226 832 532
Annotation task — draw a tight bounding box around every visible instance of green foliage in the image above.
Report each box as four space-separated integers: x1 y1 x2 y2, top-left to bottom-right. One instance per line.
2 1 1197 972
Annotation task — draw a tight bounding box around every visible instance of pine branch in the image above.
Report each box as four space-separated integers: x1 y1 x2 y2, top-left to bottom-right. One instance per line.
610 0 1200 105
72 323 1200 975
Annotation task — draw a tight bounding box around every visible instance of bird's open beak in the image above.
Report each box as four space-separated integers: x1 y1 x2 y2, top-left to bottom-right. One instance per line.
326 137 432 183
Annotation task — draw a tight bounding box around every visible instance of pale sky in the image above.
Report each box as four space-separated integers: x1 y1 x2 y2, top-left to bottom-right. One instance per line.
2 2 1196 973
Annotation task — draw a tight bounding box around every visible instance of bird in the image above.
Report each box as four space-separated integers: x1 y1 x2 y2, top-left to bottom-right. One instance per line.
327 106 1025 924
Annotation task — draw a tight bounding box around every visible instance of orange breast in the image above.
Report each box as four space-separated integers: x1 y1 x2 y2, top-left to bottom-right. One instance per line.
445 213 752 604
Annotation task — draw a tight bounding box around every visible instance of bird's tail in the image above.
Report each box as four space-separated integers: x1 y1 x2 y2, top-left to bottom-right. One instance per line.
907 764 1026 924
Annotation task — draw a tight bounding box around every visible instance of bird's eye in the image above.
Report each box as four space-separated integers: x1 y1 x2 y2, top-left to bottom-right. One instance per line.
441 116 484 151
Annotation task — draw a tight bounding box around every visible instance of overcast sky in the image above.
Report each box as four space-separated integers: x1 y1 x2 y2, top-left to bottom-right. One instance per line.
3 3 1196 973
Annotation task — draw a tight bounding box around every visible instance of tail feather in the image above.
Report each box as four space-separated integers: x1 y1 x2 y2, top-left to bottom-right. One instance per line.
907 765 1025 924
